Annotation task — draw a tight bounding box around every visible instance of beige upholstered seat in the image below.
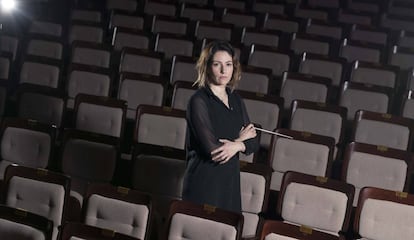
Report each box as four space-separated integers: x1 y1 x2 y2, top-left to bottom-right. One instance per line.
277 171 354 237
83 183 152 240
353 187 414 240
0 205 53 240
341 142 412 206
3 165 70 240
240 162 272 238
0 118 56 179
165 200 244 240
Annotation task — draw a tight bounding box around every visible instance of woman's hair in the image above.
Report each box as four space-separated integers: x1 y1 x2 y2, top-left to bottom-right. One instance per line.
194 41 241 91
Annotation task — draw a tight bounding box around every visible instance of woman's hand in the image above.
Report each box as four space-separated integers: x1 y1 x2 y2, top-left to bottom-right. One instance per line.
211 139 246 164
236 123 257 142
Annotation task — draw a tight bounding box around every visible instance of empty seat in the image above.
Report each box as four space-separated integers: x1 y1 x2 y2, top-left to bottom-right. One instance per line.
71 41 112 68
120 48 164 76
25 36 64 60
60 222 138 240
118 72 165 120
18 56 62 89
179 3 215 22
298 52 346 90
339 39 382 63
349 60 400 89
289 32 334 56
348 24 388 46
240 162 272 238
112 28 152 52
74 94 126 138
240 28 282 48
351 110 414 151
69 21 104 44
2 165 70 240
66 64 112 109
109 11 145 31
192 21 234 41
277 171 354 236
0 118 56 178
0 52 12 81
280 72 331 111
29 20 63 38
171 81 197 111
149 15 189 35
165 200 244 239
82 183 152 239
339 81 393 121
238 91 283 149
353 187 414 240
290 100 347 155
247 44 293 77
237 65 272 94
0 205 53 240
262 14 301 33
131 105 187 237
169 55 197 85
305 19 343 40
260 220 346 240
154 33 194 60
144 0 177 17
341 142 413 206
268 129 335 191
60 129 119 208
17 84 65 128
0 34 19 61
71 9 102 23
221 9 258 28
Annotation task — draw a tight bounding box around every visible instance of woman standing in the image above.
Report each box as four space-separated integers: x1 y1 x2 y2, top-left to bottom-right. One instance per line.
182 41 259 212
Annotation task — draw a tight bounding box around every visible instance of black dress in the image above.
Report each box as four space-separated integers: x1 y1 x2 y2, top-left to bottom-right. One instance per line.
182 86 259 213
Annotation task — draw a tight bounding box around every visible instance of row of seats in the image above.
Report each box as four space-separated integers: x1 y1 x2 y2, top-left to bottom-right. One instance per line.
2 164 414 240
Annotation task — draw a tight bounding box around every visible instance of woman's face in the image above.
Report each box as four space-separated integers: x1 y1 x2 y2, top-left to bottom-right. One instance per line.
209 50 234 86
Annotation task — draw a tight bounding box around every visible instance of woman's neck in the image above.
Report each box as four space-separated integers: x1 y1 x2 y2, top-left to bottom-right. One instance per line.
209 84 227 98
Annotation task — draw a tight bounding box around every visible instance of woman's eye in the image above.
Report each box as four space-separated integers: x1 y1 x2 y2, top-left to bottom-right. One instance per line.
226 63 233 67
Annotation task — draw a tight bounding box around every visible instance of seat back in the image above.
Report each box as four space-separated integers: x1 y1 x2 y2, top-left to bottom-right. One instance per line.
134 105 187 151
280 72 331 110
3 165 70 240
341 142 412 206
298 53 346 87
238 91 283 149
169 55 197 85
83 183 152 240
349 60 399 89
339 81 392 120
260 220 346 240
19 56 61 88
74 94 126 138
71 41 111 68
240 162 272 238
171 81 197 111
351 110 414 151
354 187 414 240
120 48 164 76
60 222 138 240
237 65 271 94
17 85 65 128
60 129 119 198
0 118 56 177
278 171 354 235
155 33 194 59
118 72 165 120
0 205 53 240
165 200 244 240
248 44 292 77
67 64 112 109
290 100 347 145
269 129 335 191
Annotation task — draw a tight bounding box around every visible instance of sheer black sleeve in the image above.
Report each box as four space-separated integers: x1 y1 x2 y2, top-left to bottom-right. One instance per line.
187 94 221 157
239 96 260 155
